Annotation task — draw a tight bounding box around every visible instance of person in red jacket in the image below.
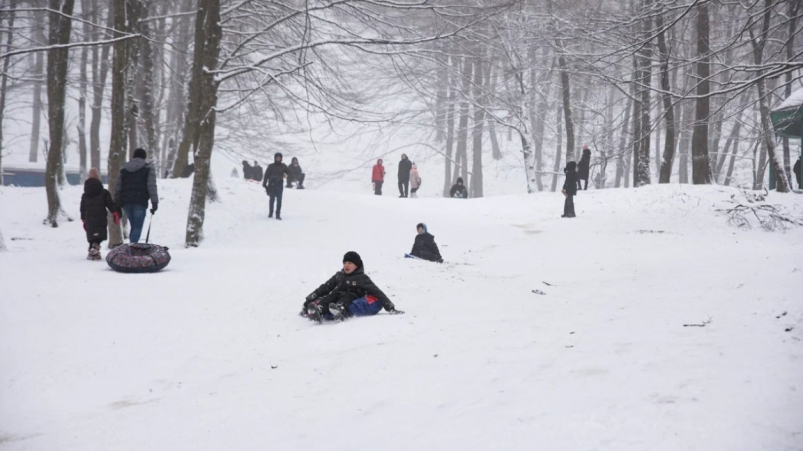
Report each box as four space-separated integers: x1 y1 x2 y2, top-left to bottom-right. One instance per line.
372 159 385 195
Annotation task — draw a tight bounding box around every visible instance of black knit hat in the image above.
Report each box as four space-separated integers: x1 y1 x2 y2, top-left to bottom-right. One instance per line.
343 251 363 269
275 152 283 160
133 148 147 159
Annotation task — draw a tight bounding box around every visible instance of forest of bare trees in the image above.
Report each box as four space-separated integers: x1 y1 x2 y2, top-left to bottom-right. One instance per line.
0 0 801 247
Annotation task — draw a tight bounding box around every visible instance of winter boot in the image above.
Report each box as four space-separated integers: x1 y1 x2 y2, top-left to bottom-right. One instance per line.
297 184 305 190
269 210 274 218
307 303 323 323
276 213 282 220
88 243 101 261
329 302 347 321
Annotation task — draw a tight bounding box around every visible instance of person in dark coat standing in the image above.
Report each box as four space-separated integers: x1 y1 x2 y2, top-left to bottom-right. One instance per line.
794 157 801 189
302 251 403 322
115 148 159 243
577 144 591 191
410 223 443 262
450 177 468 199
242 160 253 180
287 157 305 189
398 153 412 198
81 168 120 260
263 152 288 220
562 161 578 218
372 158 385 195
252 161 264 183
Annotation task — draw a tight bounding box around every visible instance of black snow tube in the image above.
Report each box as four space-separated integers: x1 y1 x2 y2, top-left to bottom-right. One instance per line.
106 243 171 273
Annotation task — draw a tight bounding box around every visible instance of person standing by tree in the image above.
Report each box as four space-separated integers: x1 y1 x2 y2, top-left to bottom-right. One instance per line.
397 153 412 198
115 148 159 243
794 157 801 189
372 158 385 195
263 152 288 220
562 161 578 218
577 144 591 191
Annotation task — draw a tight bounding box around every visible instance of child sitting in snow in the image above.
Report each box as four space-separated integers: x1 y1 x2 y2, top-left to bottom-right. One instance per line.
80 168 120 260
301 251 403 322
410 223 443 263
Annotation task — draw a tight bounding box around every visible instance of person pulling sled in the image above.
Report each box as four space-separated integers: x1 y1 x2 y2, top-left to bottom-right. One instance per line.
408 223 443 263
301 251 403 322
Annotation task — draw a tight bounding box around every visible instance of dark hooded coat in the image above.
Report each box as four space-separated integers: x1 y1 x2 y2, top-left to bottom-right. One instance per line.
81 178 119 243
305 266 395 312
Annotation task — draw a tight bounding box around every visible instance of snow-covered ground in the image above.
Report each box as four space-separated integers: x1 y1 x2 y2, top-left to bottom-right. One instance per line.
1 179 802 451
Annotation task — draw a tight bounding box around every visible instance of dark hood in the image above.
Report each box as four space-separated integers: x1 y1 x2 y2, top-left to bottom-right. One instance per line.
123 158 149 173
566 161 577 171
84 177 104 195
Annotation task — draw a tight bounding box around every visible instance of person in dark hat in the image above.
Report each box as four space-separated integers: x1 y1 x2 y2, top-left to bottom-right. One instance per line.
115 148 158 243
450 177 468 199
562 161 579 218
81 168 120 260
262 152 288 220
252 160 264 182
577 144 591 190
410 223 443 262
301 251 403 322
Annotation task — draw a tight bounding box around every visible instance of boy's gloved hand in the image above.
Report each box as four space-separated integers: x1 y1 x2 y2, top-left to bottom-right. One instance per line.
388 309 405 315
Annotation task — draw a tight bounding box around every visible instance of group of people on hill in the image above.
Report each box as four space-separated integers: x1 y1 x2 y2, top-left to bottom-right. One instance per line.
80 148 158 260
371 154 469 199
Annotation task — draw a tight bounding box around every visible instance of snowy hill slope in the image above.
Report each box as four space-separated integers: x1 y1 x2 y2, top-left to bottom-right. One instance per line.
1 181 802 451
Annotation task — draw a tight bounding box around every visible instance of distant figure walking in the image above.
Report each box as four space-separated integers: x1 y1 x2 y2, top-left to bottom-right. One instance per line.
242 160 253 180
409 163 422 198
81 168 120 260
562 161 578 218
577 144 591 191
263 152 288 220
372 159 385 195
450 177 468 199
794 157 801 189
398 153 412 198
287 157 306 189
115 148 159 243
252 161 264 183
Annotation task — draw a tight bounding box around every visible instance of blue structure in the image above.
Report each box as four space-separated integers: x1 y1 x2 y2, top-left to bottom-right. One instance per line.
1 167 107 187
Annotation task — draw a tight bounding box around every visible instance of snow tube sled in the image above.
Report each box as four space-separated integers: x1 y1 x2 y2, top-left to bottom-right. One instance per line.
106 243 171 273
316 295 383 321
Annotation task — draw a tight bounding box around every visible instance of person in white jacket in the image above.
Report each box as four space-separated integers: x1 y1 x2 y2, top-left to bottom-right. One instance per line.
409 163 422 198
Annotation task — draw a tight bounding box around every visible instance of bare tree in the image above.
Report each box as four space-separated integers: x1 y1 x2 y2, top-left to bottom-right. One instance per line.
0 0 16 185
44 0 76 227
690 2 712 185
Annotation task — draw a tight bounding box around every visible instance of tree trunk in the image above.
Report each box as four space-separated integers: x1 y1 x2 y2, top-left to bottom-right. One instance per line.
551 106 563 192
691 3 712 184
0 0 16 186
470 55 484 198
634 1 652 187
125 0 143 157
750 0 790 192
782 0 800 183
107 0 130 246
29 3 46 163
723 114 743 186
44 0 76 227
656 9 676 184
139 4 158 171
78 0 90 180
184 0 223 247
529 49 551 192
614 94 633 189
0 227 6 252
169 0 198 178
442 56 457 197
557 45 575 164
454 56 471 184
89 0 112 171
487 58 502 160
